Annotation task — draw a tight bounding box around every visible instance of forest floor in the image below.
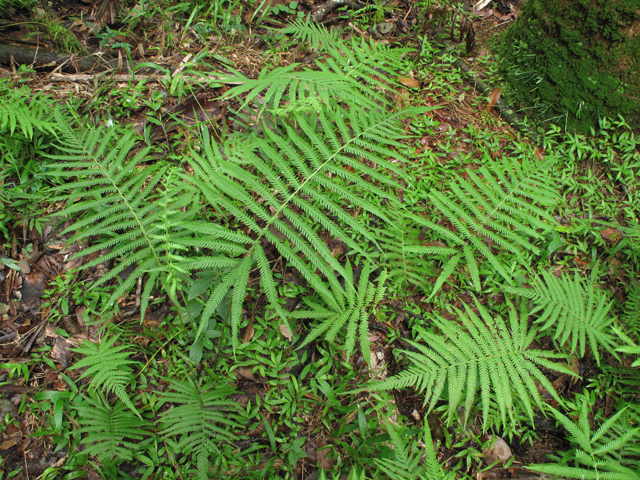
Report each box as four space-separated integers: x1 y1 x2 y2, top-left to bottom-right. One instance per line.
0 0 639 479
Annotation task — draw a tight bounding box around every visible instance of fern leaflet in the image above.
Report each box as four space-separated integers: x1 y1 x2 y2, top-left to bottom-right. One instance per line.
505 266 616 364
369 300 576 428
406 155 558 297
71 334 141 416
159 379 243 480
75 392 148 465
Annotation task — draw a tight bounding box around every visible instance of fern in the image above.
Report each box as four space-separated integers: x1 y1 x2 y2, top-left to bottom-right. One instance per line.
0 81 59 139
613 327 640 367
45 112 208 319
222 17 409 118
291 262 388 365
186 104 423 349
375 418 455 480
75 392 148 465
622 282 640 330
159 379 243 480
505 265 616 364
528 397 640 480
406 155 559 298
71 335 141 416
369 300 576 428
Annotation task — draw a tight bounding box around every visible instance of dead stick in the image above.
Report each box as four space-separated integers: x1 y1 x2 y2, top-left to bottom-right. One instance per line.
312 0 367 22
48 73 245 85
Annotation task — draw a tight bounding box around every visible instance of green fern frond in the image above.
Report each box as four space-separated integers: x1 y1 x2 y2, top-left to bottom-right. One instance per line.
223 20 409 118
188 105 424 347
369 300 576 428
45 113 204 319
528 397 640 480
0 82 59 139
375 419 455 480
407 155 558 297
281 17 339 51
613 327 640 367
505 266 616 364
159 379 243 480
75 392 148 465
292 262 387 366
622 282 640 330
71 335 141 416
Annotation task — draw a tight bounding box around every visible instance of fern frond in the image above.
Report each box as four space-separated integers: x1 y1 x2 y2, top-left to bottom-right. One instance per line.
0 82 60 139
222 19 410 118
71 335 141 416
292 262 387 366
188 105 424 346
528 397 640 480
159 379 243 480
622 282 640 330
45 114 205 319
369 300 576 428
505 266 616 364
408 155 559 297
375 418 454 480
75 392 148 465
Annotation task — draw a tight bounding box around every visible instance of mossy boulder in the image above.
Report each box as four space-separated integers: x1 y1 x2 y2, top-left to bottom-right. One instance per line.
498 0 640 133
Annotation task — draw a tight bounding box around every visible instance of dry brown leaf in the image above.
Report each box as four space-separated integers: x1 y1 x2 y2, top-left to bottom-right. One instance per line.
600 227 620 241
398 76 420 89
279 323 292 341
486 88 502 111
242 320 255 343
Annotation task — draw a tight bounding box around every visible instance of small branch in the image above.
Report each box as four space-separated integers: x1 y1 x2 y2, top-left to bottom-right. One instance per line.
48 72 245 85
0 43 124 72
312 0 367 22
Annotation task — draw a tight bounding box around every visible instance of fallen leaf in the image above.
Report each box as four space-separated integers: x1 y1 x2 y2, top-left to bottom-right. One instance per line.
483 435 512 465
486 88 502 111
20 272 46 309
242 319 255 343
421 241 448 247
398 76 420 89
317 446 336 470
535 147 545 161
279 323 292 341
233 367 257 381
51 336 71 369
600 227 620 241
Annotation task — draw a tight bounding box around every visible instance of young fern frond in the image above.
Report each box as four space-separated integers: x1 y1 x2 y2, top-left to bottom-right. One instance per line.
75 392 148 465
291 262 388 366
188 105 424 348
45 112 203 319
0 82 59 139
505 266 616 364
528 398 640 480
375 419 455 480
71 335 141 416
622 282 640 330
223 19 409 117
159 379 243 480
613 327 640 367
285 17 408 92
369 300 576 428
406 155 558 297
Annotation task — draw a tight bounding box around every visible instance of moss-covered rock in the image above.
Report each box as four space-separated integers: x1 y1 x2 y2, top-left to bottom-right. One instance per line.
498 0 640 133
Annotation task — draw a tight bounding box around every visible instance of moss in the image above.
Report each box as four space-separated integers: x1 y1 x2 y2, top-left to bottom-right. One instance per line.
498 0 640 133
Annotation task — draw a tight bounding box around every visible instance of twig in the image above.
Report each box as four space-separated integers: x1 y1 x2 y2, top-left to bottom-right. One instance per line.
48 72 245 84
312 0 367 22
0 332 16 343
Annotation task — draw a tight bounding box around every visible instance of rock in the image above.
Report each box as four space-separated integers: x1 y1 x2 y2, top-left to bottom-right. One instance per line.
483 435 512 465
